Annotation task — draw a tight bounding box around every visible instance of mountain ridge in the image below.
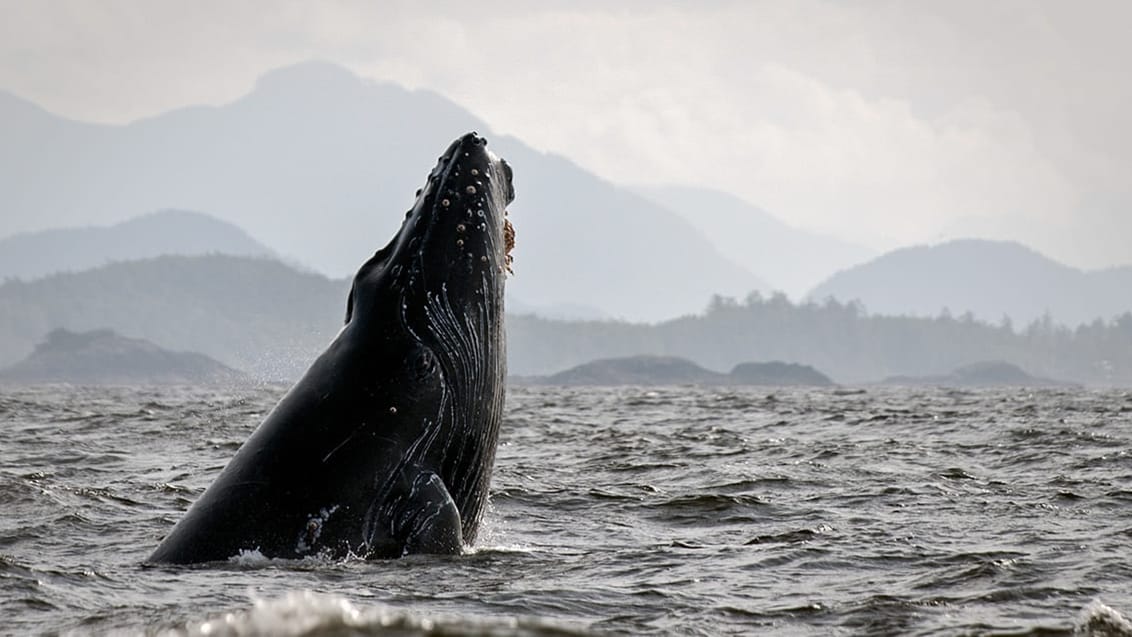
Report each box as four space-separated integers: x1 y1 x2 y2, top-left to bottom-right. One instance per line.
808 238 1132 327
0 209 275 281
637 185 874 298
0 60 763 321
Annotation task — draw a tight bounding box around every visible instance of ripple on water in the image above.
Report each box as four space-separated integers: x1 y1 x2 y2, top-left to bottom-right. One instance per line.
0 385 1130 634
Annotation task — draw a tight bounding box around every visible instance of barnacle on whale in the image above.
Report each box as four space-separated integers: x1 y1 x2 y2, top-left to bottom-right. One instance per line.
503 217 516 274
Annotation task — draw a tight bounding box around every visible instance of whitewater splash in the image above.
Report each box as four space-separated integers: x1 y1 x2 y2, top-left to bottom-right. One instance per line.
1077 601 1132 636
165 590 586 637
158 593 1132 637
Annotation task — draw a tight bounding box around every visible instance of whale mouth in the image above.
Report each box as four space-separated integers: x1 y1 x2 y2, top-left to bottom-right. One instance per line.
503 217 515 274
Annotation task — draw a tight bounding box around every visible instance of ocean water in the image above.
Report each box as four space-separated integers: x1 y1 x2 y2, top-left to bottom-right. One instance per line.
1 383 1131 636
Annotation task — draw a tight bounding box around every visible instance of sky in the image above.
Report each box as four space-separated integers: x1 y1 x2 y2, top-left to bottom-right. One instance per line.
1 0 1130 270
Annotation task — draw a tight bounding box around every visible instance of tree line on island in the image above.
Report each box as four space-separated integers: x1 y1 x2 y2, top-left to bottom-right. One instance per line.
508 291 1132 386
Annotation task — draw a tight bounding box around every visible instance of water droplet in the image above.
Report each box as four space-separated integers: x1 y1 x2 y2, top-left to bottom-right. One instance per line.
456 224 466 233
389 406 397 414
470 168 479 176
480 256 488 263
441 199 450 207
465 185 477 195
456 239 464 247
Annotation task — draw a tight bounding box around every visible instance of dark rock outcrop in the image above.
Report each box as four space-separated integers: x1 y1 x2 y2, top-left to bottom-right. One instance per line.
0 328 248 385
729 361 833 386
882 360 1071 387
541 355 724 386
523 355 834 387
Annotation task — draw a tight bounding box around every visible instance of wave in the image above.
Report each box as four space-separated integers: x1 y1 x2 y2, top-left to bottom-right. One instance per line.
160 590 591 637
1077 600 1132 636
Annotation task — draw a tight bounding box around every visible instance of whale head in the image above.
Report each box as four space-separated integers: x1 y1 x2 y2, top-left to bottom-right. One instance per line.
347 132 514 330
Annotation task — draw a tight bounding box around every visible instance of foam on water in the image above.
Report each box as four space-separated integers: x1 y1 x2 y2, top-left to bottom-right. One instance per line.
1077 601 1132 636
166 590 587 637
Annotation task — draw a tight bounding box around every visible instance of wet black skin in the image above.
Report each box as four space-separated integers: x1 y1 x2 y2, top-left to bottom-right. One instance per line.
149 132 513 564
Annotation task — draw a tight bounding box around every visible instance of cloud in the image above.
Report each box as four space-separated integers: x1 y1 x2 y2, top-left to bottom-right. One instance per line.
0 1 1128 267
350 8 1078 252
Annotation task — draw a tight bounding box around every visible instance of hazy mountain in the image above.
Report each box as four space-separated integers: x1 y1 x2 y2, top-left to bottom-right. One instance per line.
0 255 1128 385
808 239 1132 327
0 209 273 281
0 61 764 321
638 186 874 298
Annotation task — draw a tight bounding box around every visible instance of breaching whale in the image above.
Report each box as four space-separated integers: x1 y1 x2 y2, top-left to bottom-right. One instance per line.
149 132 515 563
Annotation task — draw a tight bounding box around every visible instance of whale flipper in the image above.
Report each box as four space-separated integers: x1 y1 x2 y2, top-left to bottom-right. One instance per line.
396 469 464 555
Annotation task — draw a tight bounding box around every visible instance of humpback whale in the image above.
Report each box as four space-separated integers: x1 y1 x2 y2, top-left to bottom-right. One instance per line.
149 132 515 563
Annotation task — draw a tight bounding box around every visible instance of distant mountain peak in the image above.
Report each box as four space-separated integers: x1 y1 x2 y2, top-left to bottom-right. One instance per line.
0 209 275 282
0 88 76 130
115 208 261 235
2 63 768 321
896 238 1053 260
252 60 368 95
0 89 48 116
808 237 1130 327
848 238 1084 280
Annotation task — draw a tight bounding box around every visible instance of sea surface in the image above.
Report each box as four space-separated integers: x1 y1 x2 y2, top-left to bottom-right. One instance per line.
2 384 1131 636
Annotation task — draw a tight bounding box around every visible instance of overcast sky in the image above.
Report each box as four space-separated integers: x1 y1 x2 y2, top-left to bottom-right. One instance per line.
2 0 1129 269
